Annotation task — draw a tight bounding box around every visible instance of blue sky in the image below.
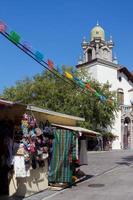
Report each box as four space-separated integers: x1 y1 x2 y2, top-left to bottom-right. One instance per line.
0 0 133 93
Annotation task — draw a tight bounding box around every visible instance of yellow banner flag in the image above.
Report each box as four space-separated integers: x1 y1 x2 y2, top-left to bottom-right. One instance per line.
64 71 73 79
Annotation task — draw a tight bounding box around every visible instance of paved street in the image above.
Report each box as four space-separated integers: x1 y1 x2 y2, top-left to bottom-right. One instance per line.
13 150 133 200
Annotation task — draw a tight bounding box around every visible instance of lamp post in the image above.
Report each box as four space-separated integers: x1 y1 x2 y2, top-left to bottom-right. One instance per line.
124 122 128 149
130 99 133 110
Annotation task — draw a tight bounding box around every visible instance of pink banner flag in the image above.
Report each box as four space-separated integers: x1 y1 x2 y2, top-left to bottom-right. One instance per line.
48 59 54 70
0 21 6 32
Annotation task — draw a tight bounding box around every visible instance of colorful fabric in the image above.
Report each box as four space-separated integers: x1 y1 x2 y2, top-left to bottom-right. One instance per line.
71 134 77 161
49 128 77 184
76 137 79 160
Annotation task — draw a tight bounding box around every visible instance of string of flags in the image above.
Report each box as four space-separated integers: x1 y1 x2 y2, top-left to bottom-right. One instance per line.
64 71 109 102
0 21 112 104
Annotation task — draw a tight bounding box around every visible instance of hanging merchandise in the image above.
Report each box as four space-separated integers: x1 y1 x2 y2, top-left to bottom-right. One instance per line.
48 128 78 185
0 111 56 197
28 115 37 128
43 120 54 139
11 113 54 176
14 155 30 178
21 114 29 137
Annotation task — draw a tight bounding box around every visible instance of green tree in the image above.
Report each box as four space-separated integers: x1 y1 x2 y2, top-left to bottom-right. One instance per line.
1 66 118 137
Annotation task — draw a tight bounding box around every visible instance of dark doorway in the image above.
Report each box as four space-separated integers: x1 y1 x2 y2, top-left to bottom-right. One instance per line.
123 117 131 149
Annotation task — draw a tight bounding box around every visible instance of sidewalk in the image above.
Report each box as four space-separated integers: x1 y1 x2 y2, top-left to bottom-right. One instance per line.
9 174 89 200
7 150 131 200
7 188 58 200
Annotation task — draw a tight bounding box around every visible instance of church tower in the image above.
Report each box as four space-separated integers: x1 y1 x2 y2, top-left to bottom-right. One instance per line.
77 23 133 151
79 22 114 64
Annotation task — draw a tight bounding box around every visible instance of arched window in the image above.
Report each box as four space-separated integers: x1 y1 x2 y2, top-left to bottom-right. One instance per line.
117 88 124 105
103 48 108 60
87 49 92 62
124 117 131 124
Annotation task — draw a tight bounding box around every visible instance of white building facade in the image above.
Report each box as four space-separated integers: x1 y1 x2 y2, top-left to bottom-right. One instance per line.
76 23 133 149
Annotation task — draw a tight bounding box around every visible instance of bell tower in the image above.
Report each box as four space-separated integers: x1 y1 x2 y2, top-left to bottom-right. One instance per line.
79 23 115 64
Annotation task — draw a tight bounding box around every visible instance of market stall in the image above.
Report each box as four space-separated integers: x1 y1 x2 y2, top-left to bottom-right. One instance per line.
0 99 85 198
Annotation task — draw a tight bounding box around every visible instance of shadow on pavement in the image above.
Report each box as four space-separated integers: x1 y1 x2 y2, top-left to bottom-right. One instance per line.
116 155 133 166
0 196 24 200
0 175 94 200
88 183 105 188
122 155 133 162
116 161 131 166
71 174 94 187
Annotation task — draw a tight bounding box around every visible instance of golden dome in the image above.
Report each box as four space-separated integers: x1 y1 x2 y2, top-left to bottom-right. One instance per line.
91 23 105 41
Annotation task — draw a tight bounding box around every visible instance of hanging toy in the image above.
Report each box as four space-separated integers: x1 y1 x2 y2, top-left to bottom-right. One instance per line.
21 120 29 137
21 113 30 137
23 113 29 120
30 142 36 153
29 128 36 138
28 115 37 128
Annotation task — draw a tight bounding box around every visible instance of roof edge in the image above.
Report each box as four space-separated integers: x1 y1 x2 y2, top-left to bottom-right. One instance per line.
27 105 85 122
76 58 119 69
52 123 101 136
118 67 133 83
0 99 85 122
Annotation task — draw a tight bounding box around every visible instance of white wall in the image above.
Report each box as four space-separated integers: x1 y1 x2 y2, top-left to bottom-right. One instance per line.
82 62 133 149
83 64 118 90
117 72 133 105
85 63 133 106
129 91 133 103
96 64 118 90
85 65 98 79
111 110 122 149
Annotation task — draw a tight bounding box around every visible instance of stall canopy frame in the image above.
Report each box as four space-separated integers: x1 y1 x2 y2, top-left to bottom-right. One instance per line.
52 123 101 137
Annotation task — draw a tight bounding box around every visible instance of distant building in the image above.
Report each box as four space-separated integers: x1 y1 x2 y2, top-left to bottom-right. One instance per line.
76 22 133 149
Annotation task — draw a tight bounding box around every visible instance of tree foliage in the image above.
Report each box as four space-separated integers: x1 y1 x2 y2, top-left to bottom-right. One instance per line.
1 66 118 134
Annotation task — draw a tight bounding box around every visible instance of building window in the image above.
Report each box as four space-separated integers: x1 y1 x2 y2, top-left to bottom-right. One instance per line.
118 77 122 82
117 88 124 105
103 48 108 60
87 49 92 62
